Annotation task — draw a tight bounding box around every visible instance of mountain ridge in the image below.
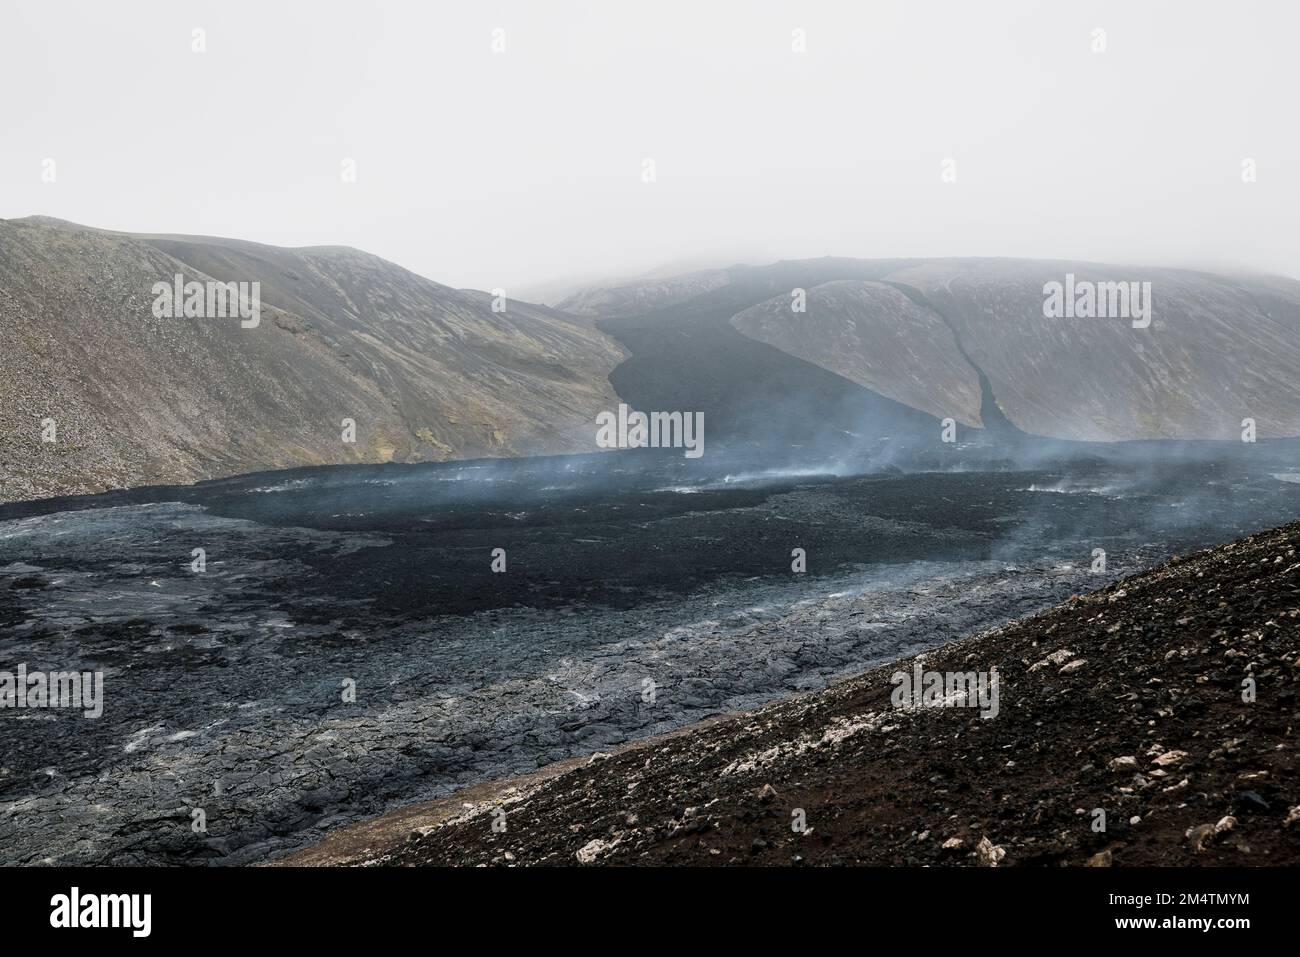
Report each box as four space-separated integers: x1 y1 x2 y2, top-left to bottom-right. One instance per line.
6 218 1300 504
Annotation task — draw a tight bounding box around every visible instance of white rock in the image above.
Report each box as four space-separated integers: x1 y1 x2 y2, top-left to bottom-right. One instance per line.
576 838 614 864
1029 649 1075 672
976 836 1006 866
1152 749 1188 767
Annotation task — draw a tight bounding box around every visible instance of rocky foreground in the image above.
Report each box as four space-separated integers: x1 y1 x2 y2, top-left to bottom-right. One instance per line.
287 520 1300 866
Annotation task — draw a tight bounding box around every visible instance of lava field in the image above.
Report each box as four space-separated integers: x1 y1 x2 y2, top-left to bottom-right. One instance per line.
2 449 1298 865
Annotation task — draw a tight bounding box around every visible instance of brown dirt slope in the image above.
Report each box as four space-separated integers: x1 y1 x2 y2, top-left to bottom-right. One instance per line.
340 520 1300 866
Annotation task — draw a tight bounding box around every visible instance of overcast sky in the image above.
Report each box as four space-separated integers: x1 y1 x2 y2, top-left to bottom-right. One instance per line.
2 0 1296 294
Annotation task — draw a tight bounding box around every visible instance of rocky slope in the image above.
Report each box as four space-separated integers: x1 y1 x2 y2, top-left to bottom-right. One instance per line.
316 518 1300 867
571 258 1300 444
728 278 985 427
0 217 624 503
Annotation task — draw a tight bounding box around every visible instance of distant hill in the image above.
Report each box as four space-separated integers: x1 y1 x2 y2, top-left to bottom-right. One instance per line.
0 217 624 503
566 257 1300 445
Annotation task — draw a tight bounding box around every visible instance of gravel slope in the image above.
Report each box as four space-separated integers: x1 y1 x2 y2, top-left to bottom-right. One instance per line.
0 217 624 504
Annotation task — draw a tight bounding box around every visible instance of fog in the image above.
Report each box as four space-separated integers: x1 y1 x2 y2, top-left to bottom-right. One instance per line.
2 0 1296 295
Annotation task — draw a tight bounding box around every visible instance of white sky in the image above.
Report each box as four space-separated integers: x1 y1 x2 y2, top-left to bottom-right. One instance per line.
2 0 1296 292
